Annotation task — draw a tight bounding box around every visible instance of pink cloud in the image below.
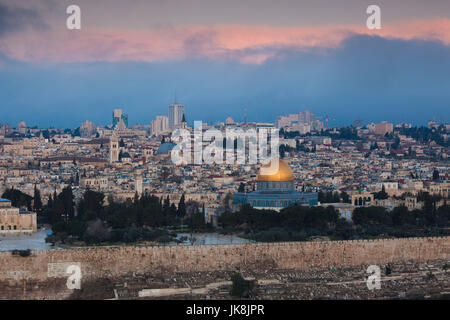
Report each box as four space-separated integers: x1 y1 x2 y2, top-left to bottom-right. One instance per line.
1 19 450 64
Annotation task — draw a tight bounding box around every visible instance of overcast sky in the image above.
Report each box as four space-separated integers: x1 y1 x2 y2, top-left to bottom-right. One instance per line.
0 0 449 128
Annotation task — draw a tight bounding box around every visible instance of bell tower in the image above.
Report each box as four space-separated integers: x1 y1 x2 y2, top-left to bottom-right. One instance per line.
110 134 119 163
135 174 143 195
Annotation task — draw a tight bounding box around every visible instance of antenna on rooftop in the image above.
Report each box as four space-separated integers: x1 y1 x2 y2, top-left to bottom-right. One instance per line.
353 119 363 128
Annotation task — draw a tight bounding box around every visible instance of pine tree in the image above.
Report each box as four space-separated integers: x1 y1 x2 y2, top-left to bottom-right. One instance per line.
59 186 75 219
163 196 170 211
433 169 440 181
33 185 43 213
134 191 139 205
177 194 186 218
47 194 53 208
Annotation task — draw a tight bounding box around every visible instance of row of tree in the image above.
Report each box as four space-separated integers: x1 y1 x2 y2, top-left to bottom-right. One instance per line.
219 202 450 242
43 188 207 244
1 186 42 213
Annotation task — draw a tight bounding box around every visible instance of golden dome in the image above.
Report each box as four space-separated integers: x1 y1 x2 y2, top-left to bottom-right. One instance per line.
257 159 294 182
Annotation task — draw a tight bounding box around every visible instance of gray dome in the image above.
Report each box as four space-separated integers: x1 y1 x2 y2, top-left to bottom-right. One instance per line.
157 142 176 155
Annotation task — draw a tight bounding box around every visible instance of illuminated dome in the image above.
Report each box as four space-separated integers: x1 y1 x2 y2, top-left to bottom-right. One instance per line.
234 158 318 209
257 159 294 182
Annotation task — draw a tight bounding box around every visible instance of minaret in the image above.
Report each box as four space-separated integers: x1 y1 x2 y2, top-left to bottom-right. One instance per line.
109 134 119 163
135 174 143 195
181 113 187 129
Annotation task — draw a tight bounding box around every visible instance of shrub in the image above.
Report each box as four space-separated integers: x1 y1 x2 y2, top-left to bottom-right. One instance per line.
426 271 436 281
12 249 31 257
230 272 255 299
385 264 392 276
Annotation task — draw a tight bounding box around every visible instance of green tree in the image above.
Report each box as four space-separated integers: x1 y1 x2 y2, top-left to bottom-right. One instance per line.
432 169 440 181
77 190 104 220
352 206 389 225
190 211 206 231
59 186 75 219
391 205 414 226
47 194 53 208
230 272 255 299
177 194 186 218
341 191 350 203
374 185 388 200
33 185 43 213
2 188 33 211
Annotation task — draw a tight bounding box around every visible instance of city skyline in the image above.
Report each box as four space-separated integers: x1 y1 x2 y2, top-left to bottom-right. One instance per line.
0 105 448 130
0 103 447 130
0 0 449 304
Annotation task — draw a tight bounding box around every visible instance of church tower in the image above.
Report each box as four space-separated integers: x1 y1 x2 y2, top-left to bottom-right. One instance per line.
110 134 119 163
135 174 143 195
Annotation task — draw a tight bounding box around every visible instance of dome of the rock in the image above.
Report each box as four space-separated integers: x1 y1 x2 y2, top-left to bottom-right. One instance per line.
257 159 294 182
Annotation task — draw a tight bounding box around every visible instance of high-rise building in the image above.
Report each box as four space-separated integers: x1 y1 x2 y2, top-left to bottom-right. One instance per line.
151 116 169 136
276 114 299 128
298 110 315 125
168 104 184 130
276 110 317 129
80 120 97 138
375 121 393 135
290 122 311 134
112 109 128 129
311 119 324 131
225 117 234 125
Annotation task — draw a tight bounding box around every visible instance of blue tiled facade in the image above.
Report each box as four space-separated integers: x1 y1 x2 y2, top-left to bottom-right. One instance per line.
233 180 318 209
233 191 318 208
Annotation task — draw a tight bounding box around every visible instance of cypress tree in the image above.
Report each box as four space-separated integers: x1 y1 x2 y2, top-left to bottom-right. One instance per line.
33 185 43 213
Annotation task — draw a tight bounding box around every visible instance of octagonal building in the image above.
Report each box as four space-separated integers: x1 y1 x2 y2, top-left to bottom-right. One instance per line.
233 159 318 211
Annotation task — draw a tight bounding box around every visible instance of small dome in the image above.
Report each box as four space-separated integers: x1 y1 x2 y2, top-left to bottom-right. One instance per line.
157 142 176 155
257 159 294 182
120 152 131 159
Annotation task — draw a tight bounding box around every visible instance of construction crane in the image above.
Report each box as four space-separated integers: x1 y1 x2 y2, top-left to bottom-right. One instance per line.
433 115 444 124
318 115 336 129
243 107 247 124
353 119 364 128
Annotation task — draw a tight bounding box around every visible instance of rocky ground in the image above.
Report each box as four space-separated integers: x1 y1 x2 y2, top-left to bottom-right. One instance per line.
1 259 448 300
70 259 450 300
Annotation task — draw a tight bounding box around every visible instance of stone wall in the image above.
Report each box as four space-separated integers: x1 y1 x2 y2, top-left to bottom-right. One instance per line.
0 237 448 283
